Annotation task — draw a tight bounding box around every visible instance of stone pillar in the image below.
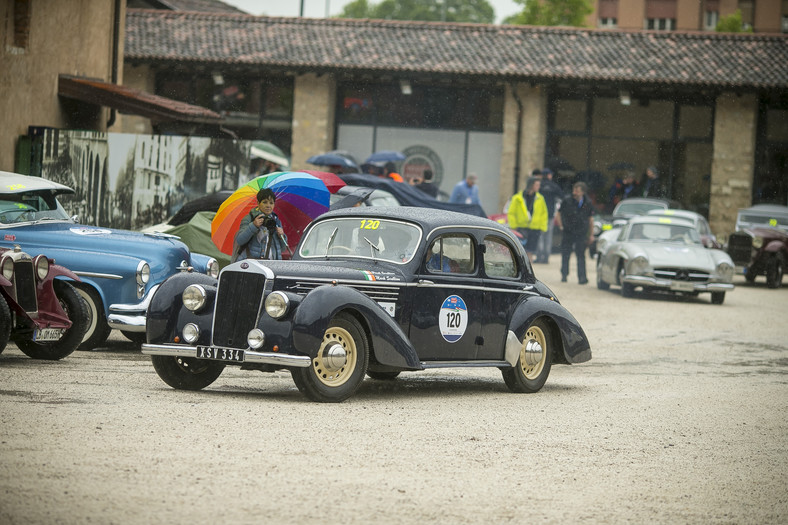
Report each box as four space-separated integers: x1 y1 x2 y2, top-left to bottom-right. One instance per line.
291 73 337 171
499 83 547 211
709 92 758 236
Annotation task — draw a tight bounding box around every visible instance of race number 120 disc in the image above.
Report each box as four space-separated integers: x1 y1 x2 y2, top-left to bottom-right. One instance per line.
439 295 468 343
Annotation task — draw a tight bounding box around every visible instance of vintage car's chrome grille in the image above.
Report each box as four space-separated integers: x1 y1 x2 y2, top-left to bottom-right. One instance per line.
14 260 37 313
291 280 400 303
727 232 753 265
653 268 709 282
213 271 266 349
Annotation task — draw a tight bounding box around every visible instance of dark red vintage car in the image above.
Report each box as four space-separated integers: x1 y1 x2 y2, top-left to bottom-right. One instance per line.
0 246 88 359
726 204 788 289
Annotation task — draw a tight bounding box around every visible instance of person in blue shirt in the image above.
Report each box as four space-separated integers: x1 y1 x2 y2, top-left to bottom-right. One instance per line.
449 173 480 205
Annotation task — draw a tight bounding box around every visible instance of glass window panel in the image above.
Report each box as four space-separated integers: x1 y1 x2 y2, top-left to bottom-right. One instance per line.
592 98 673 140
554 99 587 131
679 105 713 139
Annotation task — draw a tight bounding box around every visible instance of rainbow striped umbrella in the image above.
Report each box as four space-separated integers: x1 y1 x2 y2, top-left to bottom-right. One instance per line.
211 171 333 256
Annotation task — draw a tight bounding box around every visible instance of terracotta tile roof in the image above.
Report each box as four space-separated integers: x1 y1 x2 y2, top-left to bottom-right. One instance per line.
142 0 246 14
125 10 788 89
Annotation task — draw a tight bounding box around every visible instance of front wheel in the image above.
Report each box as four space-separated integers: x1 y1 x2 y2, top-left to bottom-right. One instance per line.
596 258 610 290
619 263 635 298
0 295 11 354
15 281 89 360
765 254 784 289
73 284 112 350
710 292 725 305
150 355 225 390
292 312 369 402
501 318 553 393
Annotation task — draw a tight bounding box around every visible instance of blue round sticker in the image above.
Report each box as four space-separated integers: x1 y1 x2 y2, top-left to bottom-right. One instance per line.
439 295 468 343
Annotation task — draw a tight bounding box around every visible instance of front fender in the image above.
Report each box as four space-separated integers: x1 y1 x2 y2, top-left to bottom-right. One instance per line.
146 272 218 344
508 295 591 364
50 264 81 282
292 285 421 370
764 240 786 254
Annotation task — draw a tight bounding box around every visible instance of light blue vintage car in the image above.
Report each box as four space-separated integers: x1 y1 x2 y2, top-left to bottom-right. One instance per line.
0 172 219 349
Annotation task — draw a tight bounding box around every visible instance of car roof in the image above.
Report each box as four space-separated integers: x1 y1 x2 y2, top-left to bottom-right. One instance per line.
316 204 511 234
628 215 696 227
1 172 75 195
737 204 788 216
646 208 703 221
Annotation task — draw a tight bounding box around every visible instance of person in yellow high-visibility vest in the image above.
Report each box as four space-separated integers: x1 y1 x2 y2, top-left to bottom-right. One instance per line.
508 176 548 260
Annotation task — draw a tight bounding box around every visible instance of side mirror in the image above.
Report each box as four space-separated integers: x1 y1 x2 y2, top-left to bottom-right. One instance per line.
70 215 80 223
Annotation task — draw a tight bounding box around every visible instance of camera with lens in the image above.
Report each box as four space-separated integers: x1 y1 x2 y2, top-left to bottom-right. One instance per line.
262 215 277 232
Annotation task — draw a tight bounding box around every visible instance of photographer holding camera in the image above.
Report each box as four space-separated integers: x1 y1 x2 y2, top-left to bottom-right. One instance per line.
233 188 287 261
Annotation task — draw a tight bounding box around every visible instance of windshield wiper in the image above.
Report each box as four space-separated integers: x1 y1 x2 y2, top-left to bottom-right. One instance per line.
363 236 379 260
324 227 339 255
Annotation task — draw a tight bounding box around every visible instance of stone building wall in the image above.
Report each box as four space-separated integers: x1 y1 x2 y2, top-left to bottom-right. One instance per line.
709 92 758 236
290 73 336 171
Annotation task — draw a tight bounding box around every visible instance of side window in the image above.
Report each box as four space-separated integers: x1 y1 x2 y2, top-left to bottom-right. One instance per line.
426 235 474 274
483 236 518 278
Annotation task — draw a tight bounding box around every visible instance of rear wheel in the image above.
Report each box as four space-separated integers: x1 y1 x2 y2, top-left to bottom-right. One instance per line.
150 355 225 390
0 295 11 354
765 254 784 289
73 284 112 351
15 281 89 360
502 318 553 393
710 292 725 305
292 312 369 402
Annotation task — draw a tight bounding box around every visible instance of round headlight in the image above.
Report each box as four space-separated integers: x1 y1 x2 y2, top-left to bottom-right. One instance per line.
206 258 219 279
1 256 14 280
182 284 207 312
752 236 764 249
247 328 265 349
717 262 734 281
182 323 200 344
34 255 50 280
137 261 151 285
264 291 290 319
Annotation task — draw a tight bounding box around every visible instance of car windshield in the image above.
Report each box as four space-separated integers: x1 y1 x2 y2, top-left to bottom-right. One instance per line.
615 201 665 216
299 217 422 263
627 223 701 245
0 192 71 225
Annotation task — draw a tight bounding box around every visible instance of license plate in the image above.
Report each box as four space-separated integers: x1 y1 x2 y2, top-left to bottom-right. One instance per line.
670 281 695 292
196 346 245 362
33 328 64 342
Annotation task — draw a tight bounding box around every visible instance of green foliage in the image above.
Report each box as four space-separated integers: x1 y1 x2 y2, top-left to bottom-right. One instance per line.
337 0 495 24
505 0 592 27
715 10 752 33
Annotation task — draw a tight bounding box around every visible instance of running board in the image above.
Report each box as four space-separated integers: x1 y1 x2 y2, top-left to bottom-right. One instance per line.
421 360 511 369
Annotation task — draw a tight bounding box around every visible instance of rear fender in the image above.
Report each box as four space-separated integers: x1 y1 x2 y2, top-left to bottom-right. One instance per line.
508 295 591 364
292 285 421 370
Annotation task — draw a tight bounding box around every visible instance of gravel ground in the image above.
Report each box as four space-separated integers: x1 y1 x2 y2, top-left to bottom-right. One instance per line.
1 258 786 524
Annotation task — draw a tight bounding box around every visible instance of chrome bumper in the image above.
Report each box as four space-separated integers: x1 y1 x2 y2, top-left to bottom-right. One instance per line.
623 276 735 292
107 284 160 332
141 343 312 368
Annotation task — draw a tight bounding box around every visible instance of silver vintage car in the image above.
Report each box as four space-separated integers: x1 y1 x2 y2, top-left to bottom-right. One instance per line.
596 215 735 304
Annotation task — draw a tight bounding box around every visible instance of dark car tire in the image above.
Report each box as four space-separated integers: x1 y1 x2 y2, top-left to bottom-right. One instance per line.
596 258 610 290
710 292 725 305
73 284 112 351
502 318 553 393
618 263 635 298
150 355 225 390
0 295 11 354
121 330 147 345
291 312 369 403
765 254 784 289
744 271 757 283
366 371 401 381
15 280 89 360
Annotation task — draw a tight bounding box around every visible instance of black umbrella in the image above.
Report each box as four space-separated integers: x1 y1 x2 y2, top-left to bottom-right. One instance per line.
330 187 375 210
168 190 234 226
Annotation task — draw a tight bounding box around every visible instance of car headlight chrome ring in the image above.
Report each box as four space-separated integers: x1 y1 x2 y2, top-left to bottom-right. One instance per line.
717 261 734 280
136 260 151 285
752 236 764 249
182 323 200 344
182 284 207 312
629 255 650 275
33 255 50 281
1 256 13 280
264 291 290 319
206 258 219 278
247 329 265 349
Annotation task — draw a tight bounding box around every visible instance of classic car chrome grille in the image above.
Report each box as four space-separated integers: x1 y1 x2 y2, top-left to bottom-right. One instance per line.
292 280 400 303
213 271 266 349
14 260 37 313
653 268 709 282
726 232 753 265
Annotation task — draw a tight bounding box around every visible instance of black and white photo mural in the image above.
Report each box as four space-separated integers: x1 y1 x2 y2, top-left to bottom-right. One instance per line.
33 128 254 230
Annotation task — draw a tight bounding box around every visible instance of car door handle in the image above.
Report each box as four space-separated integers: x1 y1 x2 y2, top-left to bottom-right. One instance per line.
417 279 435 286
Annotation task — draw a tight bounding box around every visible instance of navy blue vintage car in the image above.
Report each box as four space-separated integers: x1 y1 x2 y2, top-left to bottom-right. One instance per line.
0 173 219 350
142 207 591 402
